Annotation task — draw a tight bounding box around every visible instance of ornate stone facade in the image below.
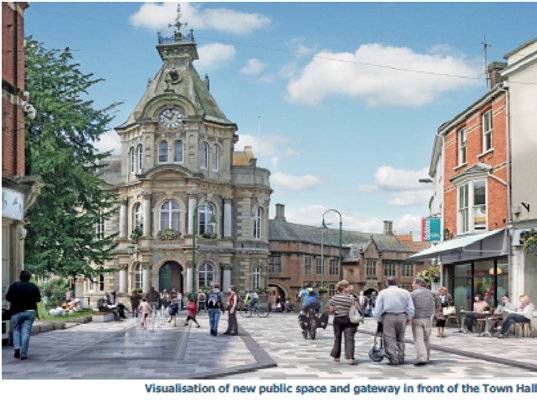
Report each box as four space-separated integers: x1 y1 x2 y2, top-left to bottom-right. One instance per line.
86 28 271 303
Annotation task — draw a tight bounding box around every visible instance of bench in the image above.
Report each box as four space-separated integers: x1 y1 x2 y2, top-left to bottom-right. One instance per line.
92 311 114 323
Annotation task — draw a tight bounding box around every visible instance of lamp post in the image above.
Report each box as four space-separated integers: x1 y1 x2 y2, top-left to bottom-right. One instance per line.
319 220 332 288
191 201 217 295
322 209 343 281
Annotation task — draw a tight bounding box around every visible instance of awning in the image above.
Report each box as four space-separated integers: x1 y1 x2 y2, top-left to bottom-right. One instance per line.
407 228 508 262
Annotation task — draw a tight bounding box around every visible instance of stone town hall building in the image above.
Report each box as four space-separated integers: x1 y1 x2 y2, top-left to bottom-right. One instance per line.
88 27 271 302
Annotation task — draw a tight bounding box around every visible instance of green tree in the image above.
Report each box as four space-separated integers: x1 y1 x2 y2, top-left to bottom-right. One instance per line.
24 38 120 280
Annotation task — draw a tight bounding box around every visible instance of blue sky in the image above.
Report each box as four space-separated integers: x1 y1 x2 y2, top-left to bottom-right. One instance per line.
25 2 537 238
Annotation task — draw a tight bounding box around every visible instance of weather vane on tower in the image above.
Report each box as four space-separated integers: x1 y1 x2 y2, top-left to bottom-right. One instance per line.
169 3 187 41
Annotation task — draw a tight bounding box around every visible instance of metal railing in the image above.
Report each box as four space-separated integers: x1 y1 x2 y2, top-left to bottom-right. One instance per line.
158 30 195 44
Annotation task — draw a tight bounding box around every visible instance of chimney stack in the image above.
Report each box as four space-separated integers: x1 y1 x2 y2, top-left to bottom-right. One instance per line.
487 62 507 89
383 220 394 235
275 203 286 222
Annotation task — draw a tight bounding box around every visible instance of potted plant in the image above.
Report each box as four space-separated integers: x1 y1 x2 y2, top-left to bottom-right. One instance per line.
201 232 217 239
520 229 537 256
131 226 143 244
157 228 180 240
417 266 440 286
317 287 329 295
200 286 212 293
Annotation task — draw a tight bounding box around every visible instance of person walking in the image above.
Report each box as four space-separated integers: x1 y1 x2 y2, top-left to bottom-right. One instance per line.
206 283 225 336
410 277 436 366
6 270 41 360
224 285 239 335
161 289 171 318
137 297 153 328
198 290 207 312
434 287 453 337
185 299 201 328
130 290 142 318
43 285 52 308
328 280 360 365
373 277 415 366
167 297 179 326
148 287 159 312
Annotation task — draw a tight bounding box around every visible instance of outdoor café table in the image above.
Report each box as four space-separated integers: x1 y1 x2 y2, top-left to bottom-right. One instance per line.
459 311 503 336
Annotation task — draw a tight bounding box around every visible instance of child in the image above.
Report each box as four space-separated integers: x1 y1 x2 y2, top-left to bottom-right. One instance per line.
185 299 201 328
168 297 179 327
137 297 153 328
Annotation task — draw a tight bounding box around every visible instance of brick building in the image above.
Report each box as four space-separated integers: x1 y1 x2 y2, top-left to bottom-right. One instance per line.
267 204 427 305
2 2 41 345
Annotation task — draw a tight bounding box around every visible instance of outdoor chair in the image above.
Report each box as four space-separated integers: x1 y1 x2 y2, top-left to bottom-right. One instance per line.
475 318 486 333
513 321 534 338
446 314 458 328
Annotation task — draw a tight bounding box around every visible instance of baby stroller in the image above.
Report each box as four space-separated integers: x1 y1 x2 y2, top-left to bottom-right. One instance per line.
368 323 386 362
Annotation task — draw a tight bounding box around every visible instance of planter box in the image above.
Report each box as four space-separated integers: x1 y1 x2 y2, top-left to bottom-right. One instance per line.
92 313 114 323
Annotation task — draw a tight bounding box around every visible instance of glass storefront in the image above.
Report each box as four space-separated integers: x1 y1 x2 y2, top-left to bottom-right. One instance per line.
446 258 509 311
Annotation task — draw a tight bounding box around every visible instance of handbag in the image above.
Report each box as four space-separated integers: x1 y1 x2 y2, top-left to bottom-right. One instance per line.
443 306 456 315
349 297 364 324
368 325 385 362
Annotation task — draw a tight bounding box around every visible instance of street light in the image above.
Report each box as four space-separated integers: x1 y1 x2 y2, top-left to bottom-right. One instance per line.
191 201 217 295
322 209 343 281
319 220 331 288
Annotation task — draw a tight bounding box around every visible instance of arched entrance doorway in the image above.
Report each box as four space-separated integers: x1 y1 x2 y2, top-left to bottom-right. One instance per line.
159 261 183 293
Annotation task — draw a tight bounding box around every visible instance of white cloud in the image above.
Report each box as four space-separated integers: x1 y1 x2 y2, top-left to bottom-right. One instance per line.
374 166 430 191
389 190 432 206
394 214 423 237
94 130 121 155
286 43 480 106
240 59 267 75
271 173 322 191
236 134 300 166
194 43 236 70
130 2 271 35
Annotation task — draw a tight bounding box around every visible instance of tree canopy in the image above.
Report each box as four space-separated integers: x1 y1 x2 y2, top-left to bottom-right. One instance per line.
24 37 120 279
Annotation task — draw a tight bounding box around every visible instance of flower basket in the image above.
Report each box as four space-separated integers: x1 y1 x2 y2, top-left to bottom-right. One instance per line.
521 229 537 256
317 287 329 295
130 226 143 243
200 286 212 294
253 287 271 295
157 228 181 241
201 232 217 239
417 266 440 285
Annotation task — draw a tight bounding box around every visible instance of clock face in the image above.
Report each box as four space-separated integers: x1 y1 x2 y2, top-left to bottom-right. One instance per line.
159 108 182 128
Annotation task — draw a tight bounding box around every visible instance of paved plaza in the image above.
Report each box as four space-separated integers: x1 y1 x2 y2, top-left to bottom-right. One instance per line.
2 313 536 380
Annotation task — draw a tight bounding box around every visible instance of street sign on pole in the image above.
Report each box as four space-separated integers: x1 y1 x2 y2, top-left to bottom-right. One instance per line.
422 218 441 242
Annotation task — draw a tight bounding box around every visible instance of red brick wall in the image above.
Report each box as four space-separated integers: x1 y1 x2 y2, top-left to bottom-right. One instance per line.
2 2 28 178
444 94 508 237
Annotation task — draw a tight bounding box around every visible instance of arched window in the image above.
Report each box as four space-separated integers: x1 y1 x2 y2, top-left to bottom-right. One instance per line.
158 141 168 163
200 142 209 169
253 266 261 289
212 144 219 172
173 140 183 163
99 274 105 292
199 203 216 235
134 263 143 290
160 200 181 231
137 144 143 172
129 147 135 173
134 203 143 229
253 207 262 239
198 262 215 288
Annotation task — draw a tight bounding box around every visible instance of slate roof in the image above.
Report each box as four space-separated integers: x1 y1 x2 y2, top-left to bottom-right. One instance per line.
269 220 413 256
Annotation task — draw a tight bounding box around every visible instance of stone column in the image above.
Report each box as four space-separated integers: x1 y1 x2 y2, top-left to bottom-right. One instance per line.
222 264 231 291
119 199 128 239
188 194 197 235
142 263 151 294
224 197 232 238
186 266 193 293
142 193 151 237
119 264 128 293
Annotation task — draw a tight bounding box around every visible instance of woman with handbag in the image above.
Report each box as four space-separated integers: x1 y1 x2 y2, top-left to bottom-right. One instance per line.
435 287 453 337
328 280 361 365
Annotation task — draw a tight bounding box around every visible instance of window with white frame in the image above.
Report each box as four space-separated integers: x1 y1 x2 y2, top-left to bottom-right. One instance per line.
200 142 209 169
199 203 215 234
198 263 214 288
457 179 487 234
129 147 135 173
137 144 143 172
304 256 312 275
253 266 261 288
366 260 377 277
158 141 168 163
96 210 104 240
134 203 143 229
329 259 338 275
212 144 219 172
99 274 105 292
173 140 183 163
458 127 467 165
253 207 262 239
134 263 143 290
269 256 281 274
160 200 181 231
482 110 493 152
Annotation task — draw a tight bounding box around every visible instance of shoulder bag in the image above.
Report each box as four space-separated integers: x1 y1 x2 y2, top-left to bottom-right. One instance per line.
349 296 364 324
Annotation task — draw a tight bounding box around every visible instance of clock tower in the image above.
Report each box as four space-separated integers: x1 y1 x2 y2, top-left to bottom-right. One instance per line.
93 6 272 302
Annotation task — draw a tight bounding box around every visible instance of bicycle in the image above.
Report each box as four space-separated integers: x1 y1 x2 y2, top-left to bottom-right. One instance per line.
239 303 269 318
299 306 318 339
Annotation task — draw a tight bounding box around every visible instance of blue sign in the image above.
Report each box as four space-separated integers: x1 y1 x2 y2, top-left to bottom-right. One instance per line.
422 218 441 242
